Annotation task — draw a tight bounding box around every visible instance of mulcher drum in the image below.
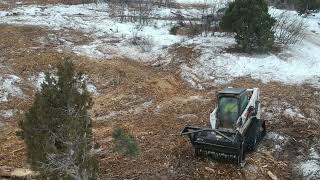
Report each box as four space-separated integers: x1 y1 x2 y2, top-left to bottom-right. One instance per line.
181 126 245 164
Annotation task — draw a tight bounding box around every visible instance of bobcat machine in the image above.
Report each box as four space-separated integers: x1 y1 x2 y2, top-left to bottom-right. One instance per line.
181 87 266 166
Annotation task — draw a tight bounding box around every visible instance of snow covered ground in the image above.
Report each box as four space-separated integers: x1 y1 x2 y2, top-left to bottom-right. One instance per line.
0 3 319 88
0 109 17 119
28 72 98 95
0 4 187 61
180 8 320 88
297 146 320 179
0 11 8 17
175 0 228 4
0 75 23 102
182 38 320 88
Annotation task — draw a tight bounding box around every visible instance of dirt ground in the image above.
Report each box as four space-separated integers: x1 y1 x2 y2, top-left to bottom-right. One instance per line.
0 22 319 180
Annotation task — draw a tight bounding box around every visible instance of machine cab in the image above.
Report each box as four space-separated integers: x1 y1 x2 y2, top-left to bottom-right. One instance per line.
210 88 249 130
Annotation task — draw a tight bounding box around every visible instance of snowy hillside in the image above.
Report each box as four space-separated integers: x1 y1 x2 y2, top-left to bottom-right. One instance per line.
1 3 319 88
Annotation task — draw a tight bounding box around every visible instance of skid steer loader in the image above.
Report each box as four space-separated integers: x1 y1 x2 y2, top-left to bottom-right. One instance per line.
181 87 266 166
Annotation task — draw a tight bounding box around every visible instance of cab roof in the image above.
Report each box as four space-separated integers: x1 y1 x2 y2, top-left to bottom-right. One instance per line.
219 88 247 95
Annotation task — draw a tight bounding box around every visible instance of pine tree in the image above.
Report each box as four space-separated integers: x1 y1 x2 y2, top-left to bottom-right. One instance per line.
220 0 276 53
18 60 99 180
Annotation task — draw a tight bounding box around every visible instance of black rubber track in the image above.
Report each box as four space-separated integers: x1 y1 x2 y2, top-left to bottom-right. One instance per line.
245 118 260 152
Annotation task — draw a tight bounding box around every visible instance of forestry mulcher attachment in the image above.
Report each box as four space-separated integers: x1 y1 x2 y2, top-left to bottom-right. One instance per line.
181 88 266 166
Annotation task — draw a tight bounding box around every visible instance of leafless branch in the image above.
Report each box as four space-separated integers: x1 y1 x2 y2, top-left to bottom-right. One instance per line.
273 11 307 46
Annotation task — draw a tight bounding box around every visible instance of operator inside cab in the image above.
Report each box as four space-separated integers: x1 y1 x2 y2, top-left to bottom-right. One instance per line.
218 94 248 129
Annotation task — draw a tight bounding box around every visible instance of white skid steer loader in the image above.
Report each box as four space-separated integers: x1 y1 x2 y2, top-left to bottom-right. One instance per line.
181 87 266 166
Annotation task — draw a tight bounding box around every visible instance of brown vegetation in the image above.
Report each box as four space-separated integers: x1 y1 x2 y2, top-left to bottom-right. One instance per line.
0 24 319 179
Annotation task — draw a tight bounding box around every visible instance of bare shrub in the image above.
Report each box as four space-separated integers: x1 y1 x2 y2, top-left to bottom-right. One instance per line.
170 10 204 37
129 26 154 52
170 0 226 37
156 0 174 7
44 0 97 5
108 0 154 25
273 11 306 46
199 0 221 36
266 0 296 10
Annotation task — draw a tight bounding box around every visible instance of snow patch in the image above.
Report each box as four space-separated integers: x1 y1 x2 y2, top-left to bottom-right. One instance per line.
95 100 153 121
96 111 122 121
177 114 198 119
29 72 46 91
180 34 320 88
0 11 8 17
181 64 205 89
300 161 320 179
270 7 320 34
265 132 290 152
82 75 98 95
129 100 153 114
0 75 23 102
245 163 258 173
298 146 320 179
263 101 306 122
266 132 289 143
29 73 98 95
174 95 209 102
86 83 97 95
284 108 305 118
73 41 106 59
0 109 17 118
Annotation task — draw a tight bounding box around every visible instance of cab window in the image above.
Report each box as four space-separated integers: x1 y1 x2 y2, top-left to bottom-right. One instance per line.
240 94 249 114
218 97 239 129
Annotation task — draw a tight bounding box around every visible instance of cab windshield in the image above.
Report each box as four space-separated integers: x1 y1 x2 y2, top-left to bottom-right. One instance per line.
218 97 239 129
